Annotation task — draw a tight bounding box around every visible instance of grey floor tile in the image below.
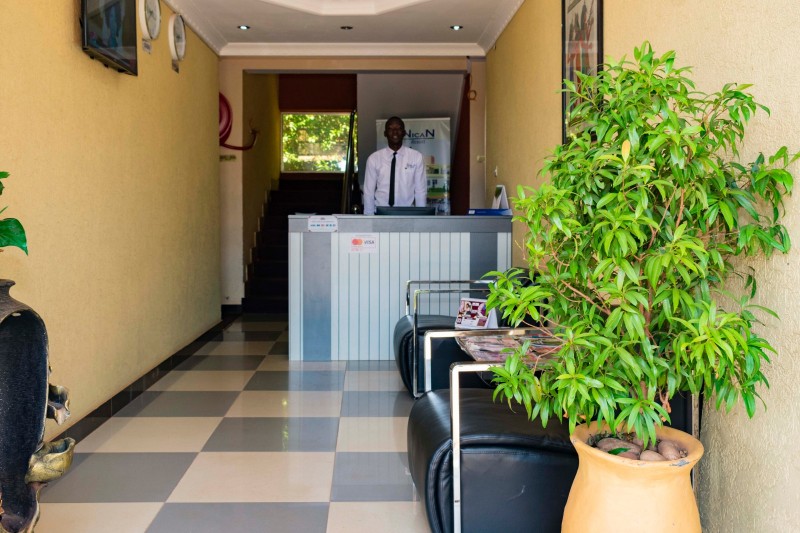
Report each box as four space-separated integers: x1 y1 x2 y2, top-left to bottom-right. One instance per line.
203 417 339 452
174 355 265 371
115 391 240 417
245 371 345 391
221 331 282 342
269 341 290 355
340 391 415 417
40 453 196 503
147 502 328 533
113 391 162 417
347 360 397 371
331 452 415 502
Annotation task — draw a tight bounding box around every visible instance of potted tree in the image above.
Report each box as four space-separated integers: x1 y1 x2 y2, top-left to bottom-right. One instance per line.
486 42 795 532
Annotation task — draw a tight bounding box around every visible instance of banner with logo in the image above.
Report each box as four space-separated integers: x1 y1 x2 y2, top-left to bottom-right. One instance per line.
376 117 451 215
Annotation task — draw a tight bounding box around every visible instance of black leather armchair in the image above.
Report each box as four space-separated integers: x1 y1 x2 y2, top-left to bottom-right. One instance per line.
393 280 495 397
407 386 578 533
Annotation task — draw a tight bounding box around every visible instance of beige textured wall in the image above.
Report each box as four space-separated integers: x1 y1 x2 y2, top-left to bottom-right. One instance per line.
242 74 281 265
219 61 246 304
468 59 488 208
486 0 562 265
0 2 221 437
488 1 800 530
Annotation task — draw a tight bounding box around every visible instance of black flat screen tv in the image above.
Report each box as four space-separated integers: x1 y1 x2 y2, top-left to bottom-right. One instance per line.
80 0 138 75
375 206 437 216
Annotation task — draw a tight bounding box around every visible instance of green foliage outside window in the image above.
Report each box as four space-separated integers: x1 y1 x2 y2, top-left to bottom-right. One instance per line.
282 113 356 172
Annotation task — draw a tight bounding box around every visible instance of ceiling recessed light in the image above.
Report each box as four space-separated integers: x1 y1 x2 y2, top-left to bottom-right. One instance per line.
340 25 353 30
238 25 250 30
450 25 464 31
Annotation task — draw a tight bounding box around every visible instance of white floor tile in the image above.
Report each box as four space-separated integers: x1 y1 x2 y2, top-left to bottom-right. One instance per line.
327 501 430 533
168 452 334 503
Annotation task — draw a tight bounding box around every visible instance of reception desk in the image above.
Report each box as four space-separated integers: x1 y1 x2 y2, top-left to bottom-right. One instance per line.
288 215 512 360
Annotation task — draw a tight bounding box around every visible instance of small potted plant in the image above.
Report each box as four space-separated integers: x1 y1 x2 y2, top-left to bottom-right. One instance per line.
486 42 795 532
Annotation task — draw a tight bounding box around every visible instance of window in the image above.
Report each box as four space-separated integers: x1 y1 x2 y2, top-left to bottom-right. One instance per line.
281 113 356 172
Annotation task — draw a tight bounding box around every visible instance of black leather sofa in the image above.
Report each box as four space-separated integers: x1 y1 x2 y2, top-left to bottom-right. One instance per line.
407 388 578 533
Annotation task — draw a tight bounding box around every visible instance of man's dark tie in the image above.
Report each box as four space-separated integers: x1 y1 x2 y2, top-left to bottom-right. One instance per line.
388 151 397 206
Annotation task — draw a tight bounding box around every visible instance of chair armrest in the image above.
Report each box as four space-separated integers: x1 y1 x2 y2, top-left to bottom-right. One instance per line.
449 361 502 533
404 279 494 315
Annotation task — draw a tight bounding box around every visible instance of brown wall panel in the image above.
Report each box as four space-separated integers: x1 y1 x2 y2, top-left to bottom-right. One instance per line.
279 74 357 111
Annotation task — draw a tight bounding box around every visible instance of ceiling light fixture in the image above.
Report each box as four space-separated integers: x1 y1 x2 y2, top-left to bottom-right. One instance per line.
238 25 250 30
340 25 353 30
450 25 463 31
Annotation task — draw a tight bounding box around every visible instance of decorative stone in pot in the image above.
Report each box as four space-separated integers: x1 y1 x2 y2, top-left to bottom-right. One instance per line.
0 280 74 533
562 422 704 533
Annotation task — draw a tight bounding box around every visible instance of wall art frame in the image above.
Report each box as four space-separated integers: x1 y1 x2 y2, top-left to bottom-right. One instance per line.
562 0 603 143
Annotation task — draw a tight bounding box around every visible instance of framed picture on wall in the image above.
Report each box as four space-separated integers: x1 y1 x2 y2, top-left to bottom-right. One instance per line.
562 0 603 142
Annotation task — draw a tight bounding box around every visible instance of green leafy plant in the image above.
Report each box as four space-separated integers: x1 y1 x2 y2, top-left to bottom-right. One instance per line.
487 42 795 446
0 172 28 254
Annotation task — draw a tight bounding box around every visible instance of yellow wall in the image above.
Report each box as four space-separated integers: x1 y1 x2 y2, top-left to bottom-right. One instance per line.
0 2 221 437
242 73 281 265
486 0 562 264
488 1 800 531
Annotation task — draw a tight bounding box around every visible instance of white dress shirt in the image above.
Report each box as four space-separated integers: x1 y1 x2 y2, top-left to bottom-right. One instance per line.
362 146 427 215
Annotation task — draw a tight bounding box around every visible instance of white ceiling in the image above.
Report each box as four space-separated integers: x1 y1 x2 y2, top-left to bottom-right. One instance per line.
164 0 525 57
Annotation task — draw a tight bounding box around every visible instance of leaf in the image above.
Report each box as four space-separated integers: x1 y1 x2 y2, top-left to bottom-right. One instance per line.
0 218 27 254
607 447 629 456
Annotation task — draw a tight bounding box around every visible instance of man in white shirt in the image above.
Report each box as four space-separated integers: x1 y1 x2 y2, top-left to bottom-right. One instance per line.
362 117 427 215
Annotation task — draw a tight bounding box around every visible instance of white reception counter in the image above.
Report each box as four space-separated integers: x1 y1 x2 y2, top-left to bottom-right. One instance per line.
288 215 512 360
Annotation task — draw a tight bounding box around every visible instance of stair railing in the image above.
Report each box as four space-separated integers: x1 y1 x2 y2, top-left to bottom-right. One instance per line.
340 110 359 214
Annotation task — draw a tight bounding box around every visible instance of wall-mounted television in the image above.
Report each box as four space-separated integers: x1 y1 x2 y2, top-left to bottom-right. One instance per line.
80 0 138 75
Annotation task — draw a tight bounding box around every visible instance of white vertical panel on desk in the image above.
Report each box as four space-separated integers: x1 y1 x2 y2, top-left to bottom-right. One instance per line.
348 239 361 359
330 235 340 360
336 234 351 360
398 233 410 319
429 232 441 313
357 250 371 360
379 234 392 359
289 232 303 360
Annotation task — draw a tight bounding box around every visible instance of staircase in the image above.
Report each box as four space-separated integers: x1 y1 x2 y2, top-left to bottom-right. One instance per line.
243 174 343 313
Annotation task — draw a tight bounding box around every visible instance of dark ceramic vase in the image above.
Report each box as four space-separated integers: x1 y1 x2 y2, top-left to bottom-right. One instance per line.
0 280 74 533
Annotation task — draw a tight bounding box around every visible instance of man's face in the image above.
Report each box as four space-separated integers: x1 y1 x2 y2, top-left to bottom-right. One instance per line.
384 120 406 147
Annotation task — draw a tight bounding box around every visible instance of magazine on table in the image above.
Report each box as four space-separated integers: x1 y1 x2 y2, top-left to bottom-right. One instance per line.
454 298 498 329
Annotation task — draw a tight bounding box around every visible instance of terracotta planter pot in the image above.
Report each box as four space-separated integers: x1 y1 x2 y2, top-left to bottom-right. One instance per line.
562 422 704 533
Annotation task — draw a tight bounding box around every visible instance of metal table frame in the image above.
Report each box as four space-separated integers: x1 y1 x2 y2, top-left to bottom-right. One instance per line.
421 327 536 533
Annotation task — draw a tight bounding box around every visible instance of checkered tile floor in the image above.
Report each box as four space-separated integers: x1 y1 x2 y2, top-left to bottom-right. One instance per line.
37 315 430 532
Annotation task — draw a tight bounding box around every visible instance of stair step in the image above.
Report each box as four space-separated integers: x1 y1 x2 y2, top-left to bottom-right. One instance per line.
270 189 341 204
247 276 288 296
268 202 339 216
243 294 288 313
257 244 287 261
251 259 288 277
258 229 288 246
